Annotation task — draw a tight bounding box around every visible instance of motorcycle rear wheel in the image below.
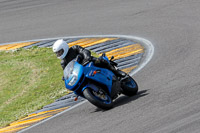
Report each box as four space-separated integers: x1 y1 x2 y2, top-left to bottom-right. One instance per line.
83 87 113 110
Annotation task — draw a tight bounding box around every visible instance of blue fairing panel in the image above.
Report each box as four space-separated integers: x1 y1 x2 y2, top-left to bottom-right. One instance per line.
84 65 114 94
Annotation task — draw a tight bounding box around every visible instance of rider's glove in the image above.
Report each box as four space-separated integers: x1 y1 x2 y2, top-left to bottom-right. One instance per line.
99 58 109 64
75 55 83 63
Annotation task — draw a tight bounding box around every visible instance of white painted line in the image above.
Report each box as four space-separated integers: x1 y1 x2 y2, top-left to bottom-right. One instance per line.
127 36 154 76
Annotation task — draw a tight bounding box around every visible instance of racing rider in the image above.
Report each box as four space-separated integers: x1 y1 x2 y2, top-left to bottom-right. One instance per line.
52 39 125 79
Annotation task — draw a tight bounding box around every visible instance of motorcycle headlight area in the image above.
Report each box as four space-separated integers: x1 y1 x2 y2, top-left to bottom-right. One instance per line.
64 61 78 86
68 75 78 86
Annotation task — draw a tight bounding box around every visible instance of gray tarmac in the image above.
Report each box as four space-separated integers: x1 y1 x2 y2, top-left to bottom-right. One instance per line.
1 0 200 133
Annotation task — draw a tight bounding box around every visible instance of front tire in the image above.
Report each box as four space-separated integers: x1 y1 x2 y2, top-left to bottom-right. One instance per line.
83 88 113 110
121 76 138 96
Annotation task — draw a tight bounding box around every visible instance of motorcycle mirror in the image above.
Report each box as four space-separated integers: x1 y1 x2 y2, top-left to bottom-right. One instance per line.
110 56 114 61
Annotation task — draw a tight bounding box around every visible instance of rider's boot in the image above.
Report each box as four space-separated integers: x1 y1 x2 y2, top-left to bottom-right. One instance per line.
108 64 127 78
115 70 127 78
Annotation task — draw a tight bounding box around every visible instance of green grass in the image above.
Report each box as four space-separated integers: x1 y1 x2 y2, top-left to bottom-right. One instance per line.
0 47 99 128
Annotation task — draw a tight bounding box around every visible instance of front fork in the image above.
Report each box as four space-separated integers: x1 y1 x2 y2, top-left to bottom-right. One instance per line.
111 75 122 99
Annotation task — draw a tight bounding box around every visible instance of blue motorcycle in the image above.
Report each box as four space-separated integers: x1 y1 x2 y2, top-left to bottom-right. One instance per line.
63 54 138 109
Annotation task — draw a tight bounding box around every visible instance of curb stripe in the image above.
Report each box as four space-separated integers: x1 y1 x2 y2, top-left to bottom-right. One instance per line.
0 42 39 50
117 57 141 67
16 107 69 122
0 126 29 133
105 44 144 60
69 38 96 47
80 38 117 48
122 65 137 73
86 38 125 50
23 40 56 49
93 41 134 54
10 116 52 127
118 61 139 70
0 107 69 133
68 38 117 48
114 53 143 63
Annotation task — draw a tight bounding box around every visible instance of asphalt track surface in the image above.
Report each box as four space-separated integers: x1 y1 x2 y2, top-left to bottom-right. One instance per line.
1 0 200 133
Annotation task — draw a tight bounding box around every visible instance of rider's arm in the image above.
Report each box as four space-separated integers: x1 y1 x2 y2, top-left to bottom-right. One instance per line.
61 59 66 81
71 45 91 63
61 59 67 70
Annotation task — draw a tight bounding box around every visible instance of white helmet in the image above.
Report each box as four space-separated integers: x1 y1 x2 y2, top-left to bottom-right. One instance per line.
52 39 69 59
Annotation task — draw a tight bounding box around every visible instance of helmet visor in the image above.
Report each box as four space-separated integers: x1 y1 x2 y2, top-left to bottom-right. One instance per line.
56 49 64 58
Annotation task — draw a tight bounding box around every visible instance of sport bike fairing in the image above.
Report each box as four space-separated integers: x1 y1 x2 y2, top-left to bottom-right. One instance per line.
64 60 114 95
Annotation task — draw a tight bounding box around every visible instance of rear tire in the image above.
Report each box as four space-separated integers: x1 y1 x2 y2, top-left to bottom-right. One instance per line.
83 88 113 110
121 76 138 96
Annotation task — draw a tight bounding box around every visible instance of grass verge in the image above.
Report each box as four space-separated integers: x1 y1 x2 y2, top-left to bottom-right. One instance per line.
0 47 98 128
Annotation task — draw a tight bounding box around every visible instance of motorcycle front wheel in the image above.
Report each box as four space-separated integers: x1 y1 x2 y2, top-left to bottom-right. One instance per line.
83 87 113 110
121 75 138 96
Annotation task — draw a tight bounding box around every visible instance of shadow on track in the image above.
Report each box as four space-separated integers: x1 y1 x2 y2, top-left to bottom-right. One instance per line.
114 90 149 108
92 90 149 112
